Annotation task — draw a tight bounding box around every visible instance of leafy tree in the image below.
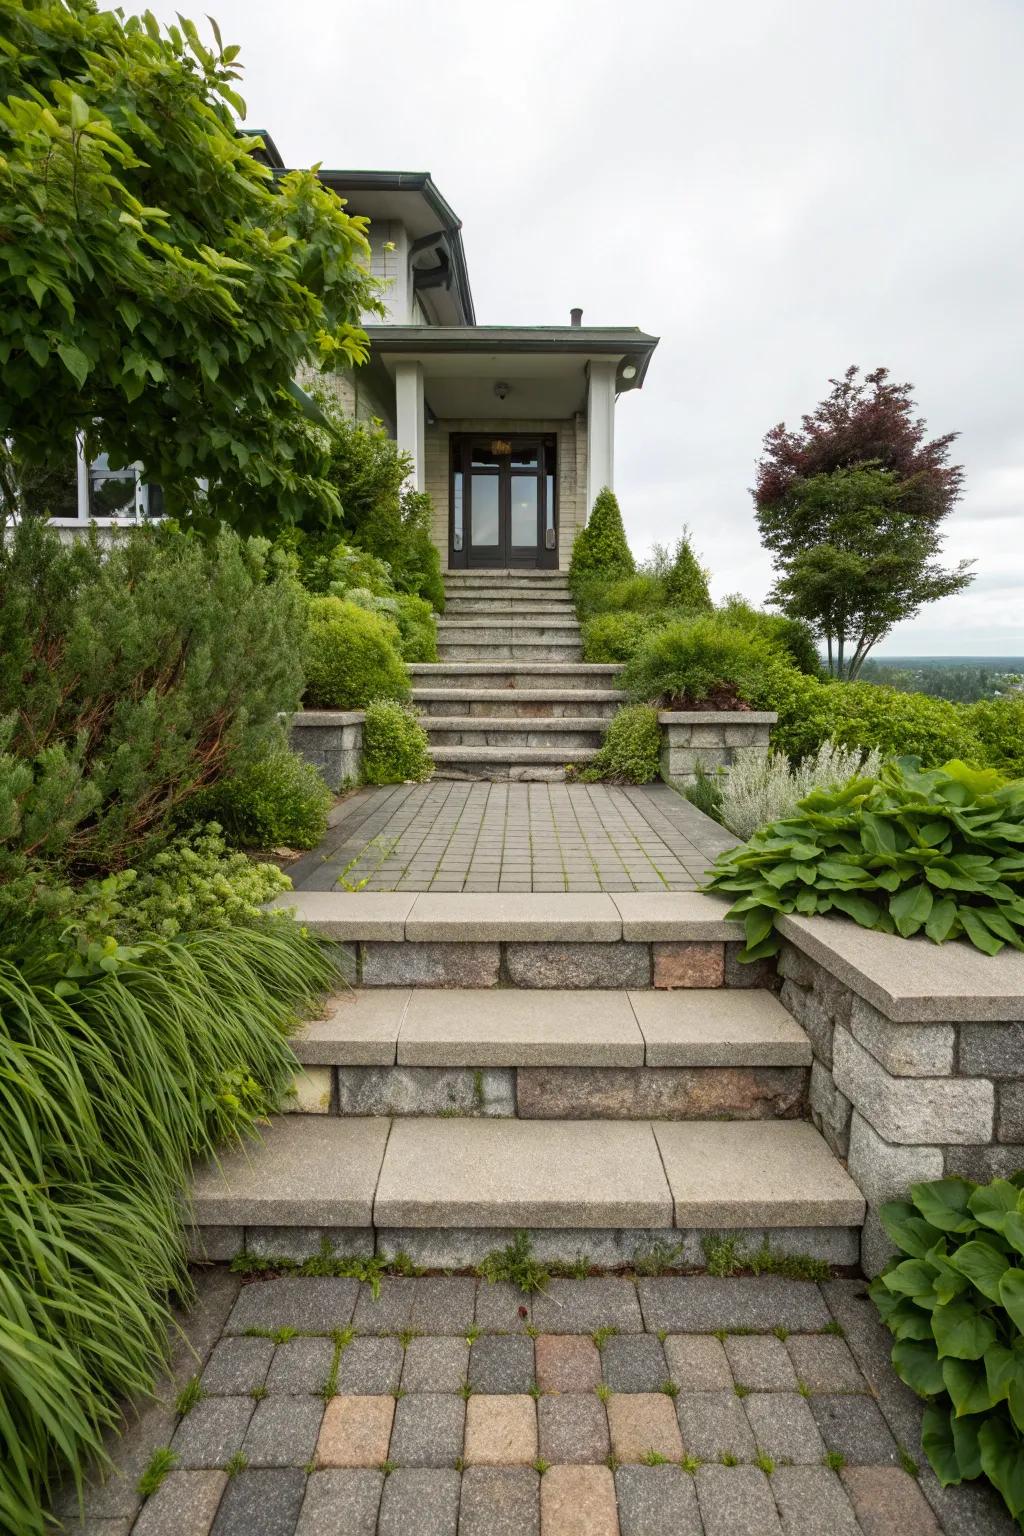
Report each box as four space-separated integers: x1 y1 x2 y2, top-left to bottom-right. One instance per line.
664 528 712 610
569 486 635 591
754 369 973 679
0 0 380 533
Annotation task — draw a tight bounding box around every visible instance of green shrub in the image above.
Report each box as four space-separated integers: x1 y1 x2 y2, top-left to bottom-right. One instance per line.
362 700 433 784
568 705 660 784
186 749 332 851
572 572 668 621
343 588 438 663
966 697 1024 779
760 669 985 765
568 487 635 592
624 617 775 707
302 596 409 710
869 1173 1024 1523
718 596 821 677
0 907 336 1536
706 756 1024 960
0 521 304 877
581 611 669 663
664 530 713 610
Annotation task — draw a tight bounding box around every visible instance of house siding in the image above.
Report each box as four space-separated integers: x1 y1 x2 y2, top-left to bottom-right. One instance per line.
298 363 396 436
424 415 588 571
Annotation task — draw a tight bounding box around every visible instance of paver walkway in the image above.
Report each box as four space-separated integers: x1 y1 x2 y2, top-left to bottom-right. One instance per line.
64 1272 1011 1535
288 782 737 894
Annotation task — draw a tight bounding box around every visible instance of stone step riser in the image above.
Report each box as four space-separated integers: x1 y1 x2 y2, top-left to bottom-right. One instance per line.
445 600 577 614
327 938 753 990
409 667 622 691
443 572 569 583
292 1063 809 1121
439 631 580 649
424 726 605 750
438 644 584 663
414 694 621 720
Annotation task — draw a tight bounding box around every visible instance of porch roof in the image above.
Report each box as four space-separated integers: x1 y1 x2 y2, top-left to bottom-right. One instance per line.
362 325 659 419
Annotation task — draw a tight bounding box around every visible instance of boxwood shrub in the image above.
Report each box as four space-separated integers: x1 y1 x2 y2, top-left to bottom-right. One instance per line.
567 704 660 784
870 1174 1024 1523
362 699 432 784
302 596 409 709
581 611 669 663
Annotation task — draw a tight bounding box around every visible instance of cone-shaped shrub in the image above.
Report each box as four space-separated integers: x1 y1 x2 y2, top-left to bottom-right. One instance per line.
664 530 713 610
568 487 635 593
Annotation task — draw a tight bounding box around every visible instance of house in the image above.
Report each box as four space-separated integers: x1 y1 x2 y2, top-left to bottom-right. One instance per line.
56 140 659 570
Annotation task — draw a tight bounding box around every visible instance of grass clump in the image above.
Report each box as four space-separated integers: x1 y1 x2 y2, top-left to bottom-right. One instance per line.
174 1376 204 1416
702 1234 829 1282
476 1232 550 1295
823 1451 846 1471
136 1448 177 1498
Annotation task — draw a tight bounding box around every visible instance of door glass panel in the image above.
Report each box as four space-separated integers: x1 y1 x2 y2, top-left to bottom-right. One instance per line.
471 447 503 468
545 472 556 546
471 474 499 545
511 479 539 548
510 446 539 468
453 470 463 550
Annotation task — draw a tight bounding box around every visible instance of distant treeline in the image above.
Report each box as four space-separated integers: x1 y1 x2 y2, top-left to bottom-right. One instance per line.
858 658 1024 703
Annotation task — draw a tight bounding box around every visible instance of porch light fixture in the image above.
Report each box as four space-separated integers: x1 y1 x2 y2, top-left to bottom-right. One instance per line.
621 364 637 380
494 380 510 401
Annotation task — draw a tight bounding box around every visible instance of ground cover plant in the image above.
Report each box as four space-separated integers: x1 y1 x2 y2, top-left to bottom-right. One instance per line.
717 742 883 840
705 757 1024 960
870 1174 1024 1523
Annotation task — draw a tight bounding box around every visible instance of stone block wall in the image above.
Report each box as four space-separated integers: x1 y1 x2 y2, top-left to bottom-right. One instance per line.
288 710 365 791
777 941 1024 1274
659 712 776 787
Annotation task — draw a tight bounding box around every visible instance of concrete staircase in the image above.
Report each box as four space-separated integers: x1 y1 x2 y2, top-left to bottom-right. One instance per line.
190 893 866 1271
417 570 611 781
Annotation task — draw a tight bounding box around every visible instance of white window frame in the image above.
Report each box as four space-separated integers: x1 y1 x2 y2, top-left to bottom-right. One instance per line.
47 434 160 526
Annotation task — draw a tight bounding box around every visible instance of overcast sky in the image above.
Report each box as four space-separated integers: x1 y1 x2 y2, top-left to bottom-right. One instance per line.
153 0 1024 655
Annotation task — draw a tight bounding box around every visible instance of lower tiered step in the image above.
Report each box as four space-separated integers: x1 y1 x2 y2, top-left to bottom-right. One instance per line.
424 716 607 750
431 744 598 780
408 662 623 690
189 1115 865 1267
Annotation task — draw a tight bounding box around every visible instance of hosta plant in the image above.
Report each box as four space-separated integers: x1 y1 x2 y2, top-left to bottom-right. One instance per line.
705 757 1024 961
870 1175 1024 1523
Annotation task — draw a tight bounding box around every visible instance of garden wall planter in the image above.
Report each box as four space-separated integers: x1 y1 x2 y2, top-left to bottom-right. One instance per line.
774 912 1024 1275
288 710 365 790
658 710 777 787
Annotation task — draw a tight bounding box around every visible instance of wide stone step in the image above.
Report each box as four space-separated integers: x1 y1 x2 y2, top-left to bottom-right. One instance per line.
444 570 569 583
287 987 811 1122
438 615 581 631
445 598 577 616
431 744 596 780
437 642 583 663
413 688 621 719
266 891 748 987
438 624 581 648
423 716 606 750
189 1115 865 1265
409 662 622 691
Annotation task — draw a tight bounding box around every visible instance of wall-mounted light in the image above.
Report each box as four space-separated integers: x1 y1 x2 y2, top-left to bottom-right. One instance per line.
621 364 637 381
494 381 510 401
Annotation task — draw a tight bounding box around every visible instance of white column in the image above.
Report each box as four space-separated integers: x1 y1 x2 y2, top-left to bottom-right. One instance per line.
394 360 425 491
586 359 618 514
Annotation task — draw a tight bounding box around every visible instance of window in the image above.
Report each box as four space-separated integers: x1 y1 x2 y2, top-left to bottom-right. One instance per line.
42 437 166 524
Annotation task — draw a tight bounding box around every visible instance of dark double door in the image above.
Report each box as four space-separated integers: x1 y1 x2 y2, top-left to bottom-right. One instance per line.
449 435 557 569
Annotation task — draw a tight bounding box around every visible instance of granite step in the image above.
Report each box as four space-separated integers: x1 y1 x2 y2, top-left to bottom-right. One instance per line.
430 744 596 779
412 688 621 719
437 642 584 663
444 598 577 616
438 616 581 632
423 716 607 750
444 570 569 583
409 662 622 691
286 986 811 1122
189 1115 866 1267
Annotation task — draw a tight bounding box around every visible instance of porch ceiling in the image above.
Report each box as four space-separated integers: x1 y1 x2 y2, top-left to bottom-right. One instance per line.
363 324 658 419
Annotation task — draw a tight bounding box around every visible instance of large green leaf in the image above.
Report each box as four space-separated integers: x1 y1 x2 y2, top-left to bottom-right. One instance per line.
1000 1214 1024 1259
890 882 934 937
879 1200 946 1259
892 1337 945 1396
911 1179 979 1234
921 1402 962 1485
969 1179 1019 1233
959 907 1005 955
943 1357 997 1417
999 1270 1024 1334
931 1299 997 1361
950 1410 987 1481
925 897 958 943
948 1241 1011 1302
883 1258 941 1308
889 1300 937 1342
979 1415 1024 1518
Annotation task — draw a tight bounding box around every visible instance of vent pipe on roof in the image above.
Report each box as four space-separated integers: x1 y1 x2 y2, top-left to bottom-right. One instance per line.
570 307 583 327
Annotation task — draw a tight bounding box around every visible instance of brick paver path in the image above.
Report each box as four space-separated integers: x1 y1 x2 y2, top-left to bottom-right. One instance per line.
288 782 738 894
65 1273 1013 1534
